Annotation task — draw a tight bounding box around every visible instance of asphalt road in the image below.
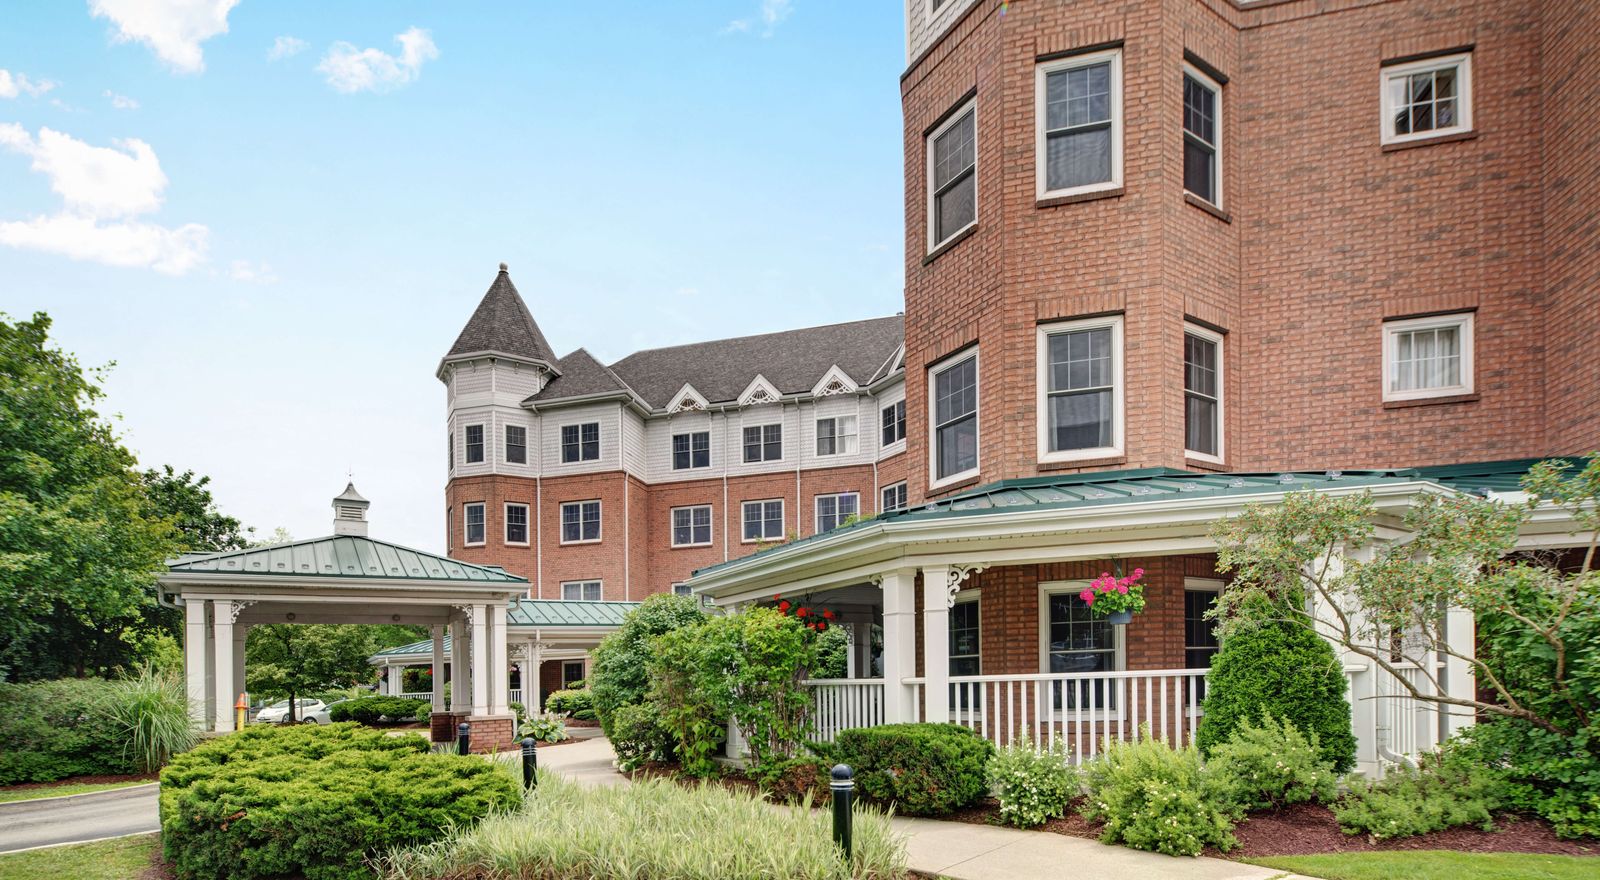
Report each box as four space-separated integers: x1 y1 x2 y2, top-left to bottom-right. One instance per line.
0 784 160 853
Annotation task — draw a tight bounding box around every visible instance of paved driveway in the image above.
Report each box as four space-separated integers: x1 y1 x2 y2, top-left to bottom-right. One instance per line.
0 784 160 853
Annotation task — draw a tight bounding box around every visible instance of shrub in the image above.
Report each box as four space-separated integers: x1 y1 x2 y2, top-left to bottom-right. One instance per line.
545 688 594 720
1196 620 1357 773
610 703 672 772
379 772 905 880
105 664 199 773
1333 748 1504 840
831 723 994 815
1459 719 1600 839
1207 714 1336 812
753 757 829 803
521 714 569 744
986 738 1078 828
589 594 706 738
646 623 727 777
1081 734 1237 857
327 696 429 726
0 678 139 784
160 722 519 880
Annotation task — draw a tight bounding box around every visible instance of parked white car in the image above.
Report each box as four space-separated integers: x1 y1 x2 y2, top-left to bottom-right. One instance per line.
254 698 325 724
304 699 349 725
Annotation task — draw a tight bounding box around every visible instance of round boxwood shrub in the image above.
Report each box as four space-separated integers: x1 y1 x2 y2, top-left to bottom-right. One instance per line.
160 723 519 880
830 723 994 815
1196 620 1357 773
544 688 594 721
326 695 429 726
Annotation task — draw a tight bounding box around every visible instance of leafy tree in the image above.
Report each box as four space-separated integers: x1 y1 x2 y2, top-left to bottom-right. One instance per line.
140 465 253 552
0 312 176 679
589 593 706 737
246 625 380 721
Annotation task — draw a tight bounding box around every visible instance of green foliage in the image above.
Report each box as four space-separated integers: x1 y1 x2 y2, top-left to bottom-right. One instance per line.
986 738 1079 828
544 688 594 720
1458 720 1600 839
1080 733 1238 857
589 594 706 738
1333 749 1503 840
1207 714 1337 812
609 702 672 772
811 624 850 679
0 678 138 784
103 664 198 773
752 757 828 802
1197 621 1356 772
1243 851 1600 880
245 624 381 716
645 623 728 776
378 772 907 880
520 714 569 744
326 696 429 726
831 723 994 816
160 723 519 880
138 465 252 552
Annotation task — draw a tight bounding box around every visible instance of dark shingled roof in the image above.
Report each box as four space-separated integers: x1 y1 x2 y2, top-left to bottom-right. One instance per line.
445 267 559 367
606 316 904 408
530 348 638 403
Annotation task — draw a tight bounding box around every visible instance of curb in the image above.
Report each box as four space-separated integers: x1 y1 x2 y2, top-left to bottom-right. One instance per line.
0 782 159 812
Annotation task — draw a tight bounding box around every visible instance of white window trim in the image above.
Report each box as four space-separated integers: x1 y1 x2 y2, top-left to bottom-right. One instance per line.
928 347 980 490
670 504 714 548
742 422 783 464
926 97 977 253
504 424 529 465
1181 63 1223 209
464 423 485 464
1380 52 1473 146
560 580 603 602
815 415 859 458
562 659 587 684
879 398 907 458
741 498 786 544
1381 312 1475 402
814 492 861 533
558 499 603 545
1037 581 1127 720
1036 316 1125 464
559 421 600 464
1183 322 1225 464
1035 48 1124 200
881 480 908 513
950 589 981 676
672 582 693 597
462 502 486 547
671 430 713 471
503 502 530 546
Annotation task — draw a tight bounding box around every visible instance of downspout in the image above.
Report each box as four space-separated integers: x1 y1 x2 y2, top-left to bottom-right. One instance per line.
621 405 629 600
795 400 804 538
534 409 544 599
719 405 733 561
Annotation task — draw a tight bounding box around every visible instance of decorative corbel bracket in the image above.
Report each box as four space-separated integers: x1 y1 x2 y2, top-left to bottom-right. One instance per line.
945 563 990 608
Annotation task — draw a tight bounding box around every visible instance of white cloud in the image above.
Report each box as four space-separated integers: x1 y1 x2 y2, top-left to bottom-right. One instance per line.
89 0 239 74
0 123 209 274
0 69 57 99
228 259 276 283
104 89 140 110
267 35 308 61
723 0 793 37
316 27 438 94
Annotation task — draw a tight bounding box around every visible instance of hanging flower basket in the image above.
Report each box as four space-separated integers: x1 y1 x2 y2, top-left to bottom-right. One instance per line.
775 595 836 633
1080 567 1145 624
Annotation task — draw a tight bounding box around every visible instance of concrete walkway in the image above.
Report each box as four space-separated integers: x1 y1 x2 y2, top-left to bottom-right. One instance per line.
0 784 160 853
541 737 1308 880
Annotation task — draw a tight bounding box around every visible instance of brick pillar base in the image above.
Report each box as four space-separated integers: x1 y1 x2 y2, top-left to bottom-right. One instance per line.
430 711 470 744
465 714 518 754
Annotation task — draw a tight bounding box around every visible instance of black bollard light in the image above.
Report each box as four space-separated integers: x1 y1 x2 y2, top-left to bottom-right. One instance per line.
830 764 854 861
522 736 538 790
456 721 471 756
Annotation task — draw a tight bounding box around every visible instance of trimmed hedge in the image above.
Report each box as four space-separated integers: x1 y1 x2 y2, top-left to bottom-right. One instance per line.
159 722 519 880
0 679 139 784
326 696 429 726
545 688 595 721
830 723 993 815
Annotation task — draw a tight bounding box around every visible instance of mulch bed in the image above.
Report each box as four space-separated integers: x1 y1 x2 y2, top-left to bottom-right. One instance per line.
0 772 157 792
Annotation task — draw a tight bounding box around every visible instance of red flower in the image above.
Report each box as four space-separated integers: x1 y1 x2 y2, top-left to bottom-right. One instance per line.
777 600 791 612
816 621 828 631
796 607 809 618
822 609 836 620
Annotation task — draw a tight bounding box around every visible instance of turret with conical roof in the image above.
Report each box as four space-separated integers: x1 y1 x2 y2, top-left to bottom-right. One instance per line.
439 263 560 378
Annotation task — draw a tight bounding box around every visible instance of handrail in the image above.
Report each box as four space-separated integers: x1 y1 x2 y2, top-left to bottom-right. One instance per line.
907 668 1206 685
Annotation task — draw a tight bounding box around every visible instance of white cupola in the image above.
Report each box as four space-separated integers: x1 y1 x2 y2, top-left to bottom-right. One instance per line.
332 482 370 536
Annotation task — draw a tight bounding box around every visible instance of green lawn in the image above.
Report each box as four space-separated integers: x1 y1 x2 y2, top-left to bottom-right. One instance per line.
0 779 153 804
0 833 159 880
1244 851 1600 880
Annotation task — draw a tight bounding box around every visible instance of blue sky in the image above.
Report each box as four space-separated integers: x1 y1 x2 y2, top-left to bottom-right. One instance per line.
0 1 907 551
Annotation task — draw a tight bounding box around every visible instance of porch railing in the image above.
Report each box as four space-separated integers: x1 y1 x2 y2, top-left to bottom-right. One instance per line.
804 678 885 742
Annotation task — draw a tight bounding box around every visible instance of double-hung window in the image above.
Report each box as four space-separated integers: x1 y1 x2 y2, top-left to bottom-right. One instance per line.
505 425 527 464
1184 583 1221 670
1037 48 1122 198
1182 66 1222 206
448 432 454 469
464 424 484 463
671 505 712 547
881 481 908 513
1038 316 1122 462
815 416 857 457
1382 313 1474 401
561 581 602 602
927 100 976 251
463 502 486 546
930 351 978 486
672 582 693 597
672 431 710 470
881 399 906 448
1043 586 1118 709
815 492 859 533
1381 52 1472 145
560 500 601 544
1183 325 1223 461
504 502 529 544
742 499 785 542
742 424 782 463
561 422 599 463
562 659 587 686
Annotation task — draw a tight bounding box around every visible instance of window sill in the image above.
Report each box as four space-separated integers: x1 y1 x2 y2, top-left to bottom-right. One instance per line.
1036 186 1123 209
670 543 713 551
922 224 978 266
464 542 485 548
927 474 982 497
1183 193 1231 223
1038 455 1126 473
559 539 603 546
741 537 786 545
877 443 907 461
1381 130 1477 152
1184 456 1229 472
1383 392 1480 409
504 541 530 548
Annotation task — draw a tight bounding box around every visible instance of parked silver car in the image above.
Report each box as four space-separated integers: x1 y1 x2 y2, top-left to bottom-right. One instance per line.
254 698 325 724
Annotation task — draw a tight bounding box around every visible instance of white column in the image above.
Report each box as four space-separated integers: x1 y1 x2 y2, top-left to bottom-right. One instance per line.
232 626 248 715
470 603 490 716
880 569 918 723
921 565 952 724
213 606 236 733
1442 607 1476 741
490 603 510 716
203 602 217 728
184 599 209 727
529 640 544 715
449 618 469 712
845 621 858 679
430 625 446 712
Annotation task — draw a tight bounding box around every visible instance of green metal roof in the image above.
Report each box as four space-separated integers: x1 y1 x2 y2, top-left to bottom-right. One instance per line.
1413 457 1589 494
372 636 452 660
166 535 528 583
368 598 640 661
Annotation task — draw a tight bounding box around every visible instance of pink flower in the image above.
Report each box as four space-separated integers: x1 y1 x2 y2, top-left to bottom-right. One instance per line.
1117 583 1128 594
1100 572 1111 580
1133 568 1144 578
1079 589 1094 603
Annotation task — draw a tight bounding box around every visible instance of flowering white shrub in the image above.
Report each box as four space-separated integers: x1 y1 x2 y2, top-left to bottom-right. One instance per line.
1207 714 1336 811
986 737 1078 828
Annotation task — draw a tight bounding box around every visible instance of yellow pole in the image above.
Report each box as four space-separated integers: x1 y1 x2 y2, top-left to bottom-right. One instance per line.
234 693 248 730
